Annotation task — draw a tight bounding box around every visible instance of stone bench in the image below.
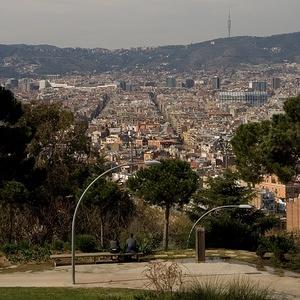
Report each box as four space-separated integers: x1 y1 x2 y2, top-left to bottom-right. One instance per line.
50 252 143 266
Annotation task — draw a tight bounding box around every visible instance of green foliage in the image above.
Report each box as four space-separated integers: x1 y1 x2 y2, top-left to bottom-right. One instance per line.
128 159 198 250
51 239 65 252
231 122 270 184
2 243 19 255
0 287 136 300
1 243 51 263
232 95 300 183
0 285 274 300
128 159 198 209
191 170 254 213
0 88 32 186
203 210 278 250
168 213 193 249
188 171 278 250
84 179 135 247
76 234 98 253
121 201 163 253
0 89 108 245
257 233 297 262
0 181 29 207
0 87 23 124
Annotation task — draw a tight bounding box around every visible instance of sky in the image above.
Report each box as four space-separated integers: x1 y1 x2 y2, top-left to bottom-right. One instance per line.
1 0 300 49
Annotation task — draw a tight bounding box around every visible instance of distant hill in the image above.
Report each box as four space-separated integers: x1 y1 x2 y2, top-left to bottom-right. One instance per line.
1 32 300 77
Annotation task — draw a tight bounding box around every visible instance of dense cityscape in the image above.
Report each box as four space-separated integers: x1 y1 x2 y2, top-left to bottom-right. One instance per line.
2 62 300 223
1 1 300 299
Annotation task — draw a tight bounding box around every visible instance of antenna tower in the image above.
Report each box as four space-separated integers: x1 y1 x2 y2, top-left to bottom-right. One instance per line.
227 9 232 38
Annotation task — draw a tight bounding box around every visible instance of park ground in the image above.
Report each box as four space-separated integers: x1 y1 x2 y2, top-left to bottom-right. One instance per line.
0 250 300 299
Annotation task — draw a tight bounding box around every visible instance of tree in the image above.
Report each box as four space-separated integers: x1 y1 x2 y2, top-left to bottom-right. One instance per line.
21 103 106 242
191 170 254 213
127 159 198 250
188 171 277 250
232 95 300 184
0 89 107 244
0 87 32 184
0 181 29 243
84 179 135 248
0 88 33 243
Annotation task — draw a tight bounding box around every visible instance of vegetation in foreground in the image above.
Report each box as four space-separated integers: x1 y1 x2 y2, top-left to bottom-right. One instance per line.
0 283 275 300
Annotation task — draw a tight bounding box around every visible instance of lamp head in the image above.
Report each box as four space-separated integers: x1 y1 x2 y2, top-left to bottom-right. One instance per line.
144 160 161 166
238 204 254 209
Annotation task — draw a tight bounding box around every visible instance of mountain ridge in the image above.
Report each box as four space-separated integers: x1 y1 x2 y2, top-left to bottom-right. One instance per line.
1 31 300 77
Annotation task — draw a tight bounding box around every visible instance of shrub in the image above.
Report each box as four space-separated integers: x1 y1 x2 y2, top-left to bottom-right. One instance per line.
64 241 71 251
143 262 183 292
52 239 64 251
257 233 296 262
2 243 19 255
256 236 271 258
138 237 155 255
1 243 51 263
76 234 97 253
134 279 273 300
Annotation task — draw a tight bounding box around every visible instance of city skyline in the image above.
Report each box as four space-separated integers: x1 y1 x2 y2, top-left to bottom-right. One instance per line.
1 0 300 49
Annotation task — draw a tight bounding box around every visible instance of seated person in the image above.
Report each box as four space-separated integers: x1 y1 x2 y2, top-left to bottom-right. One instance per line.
109 238 120 253
125 233 138 253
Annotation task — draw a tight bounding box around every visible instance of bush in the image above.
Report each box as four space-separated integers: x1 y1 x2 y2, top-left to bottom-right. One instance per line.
64 241 71 251
257 233 296 262
134 279 273 300
76 234 97 253
52 239 64 251
2 243 19 255
169 213 193 249
198 210 278 251
1 243 51 263
256 236 271 258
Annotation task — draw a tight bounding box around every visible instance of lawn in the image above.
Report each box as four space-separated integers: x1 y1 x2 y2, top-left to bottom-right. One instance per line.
0 288 137 300
0 285 274 300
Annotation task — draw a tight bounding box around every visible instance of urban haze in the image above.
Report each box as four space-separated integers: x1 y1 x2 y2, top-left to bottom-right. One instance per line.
0 0 299 48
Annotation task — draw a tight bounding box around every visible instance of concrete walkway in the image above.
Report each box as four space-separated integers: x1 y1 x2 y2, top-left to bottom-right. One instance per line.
0 261 299 299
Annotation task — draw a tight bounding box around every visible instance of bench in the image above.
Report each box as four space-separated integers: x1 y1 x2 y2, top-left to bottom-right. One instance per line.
50 252 143 267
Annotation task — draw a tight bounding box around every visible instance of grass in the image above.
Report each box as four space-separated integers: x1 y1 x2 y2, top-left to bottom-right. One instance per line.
0 282 275 300
0 288 138 300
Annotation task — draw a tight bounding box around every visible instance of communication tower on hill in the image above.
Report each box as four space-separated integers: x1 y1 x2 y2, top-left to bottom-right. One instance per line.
227 9 232 38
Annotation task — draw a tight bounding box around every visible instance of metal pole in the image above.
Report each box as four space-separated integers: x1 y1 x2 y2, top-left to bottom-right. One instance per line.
71 160 160 284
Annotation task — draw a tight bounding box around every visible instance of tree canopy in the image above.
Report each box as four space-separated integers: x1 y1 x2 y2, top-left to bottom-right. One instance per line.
231 95 300 184
127 159 198 250
84 179 135 247
0 88 107 244
188 170 277 250
190 170 254 214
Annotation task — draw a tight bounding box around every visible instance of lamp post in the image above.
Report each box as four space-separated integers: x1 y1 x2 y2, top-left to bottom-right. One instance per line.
71 160 160 285
186 204 253 249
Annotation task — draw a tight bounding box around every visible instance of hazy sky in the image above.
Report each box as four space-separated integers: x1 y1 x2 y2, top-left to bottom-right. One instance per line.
1 0 299 49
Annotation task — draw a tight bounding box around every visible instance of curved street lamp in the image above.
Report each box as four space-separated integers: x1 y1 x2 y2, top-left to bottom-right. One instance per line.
186 204 253 248
71 160 160 284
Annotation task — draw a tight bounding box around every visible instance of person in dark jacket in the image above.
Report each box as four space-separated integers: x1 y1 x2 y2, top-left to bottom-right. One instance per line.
125 233 137 253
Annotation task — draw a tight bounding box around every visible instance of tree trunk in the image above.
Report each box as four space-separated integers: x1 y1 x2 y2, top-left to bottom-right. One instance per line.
163 204 170 251
100 216 104 249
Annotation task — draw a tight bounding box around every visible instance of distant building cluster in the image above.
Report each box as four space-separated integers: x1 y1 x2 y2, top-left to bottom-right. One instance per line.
219 91 268 106
2 61 300 230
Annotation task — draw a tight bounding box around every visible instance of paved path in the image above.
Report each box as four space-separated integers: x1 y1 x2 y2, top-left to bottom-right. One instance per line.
0 261 299 299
